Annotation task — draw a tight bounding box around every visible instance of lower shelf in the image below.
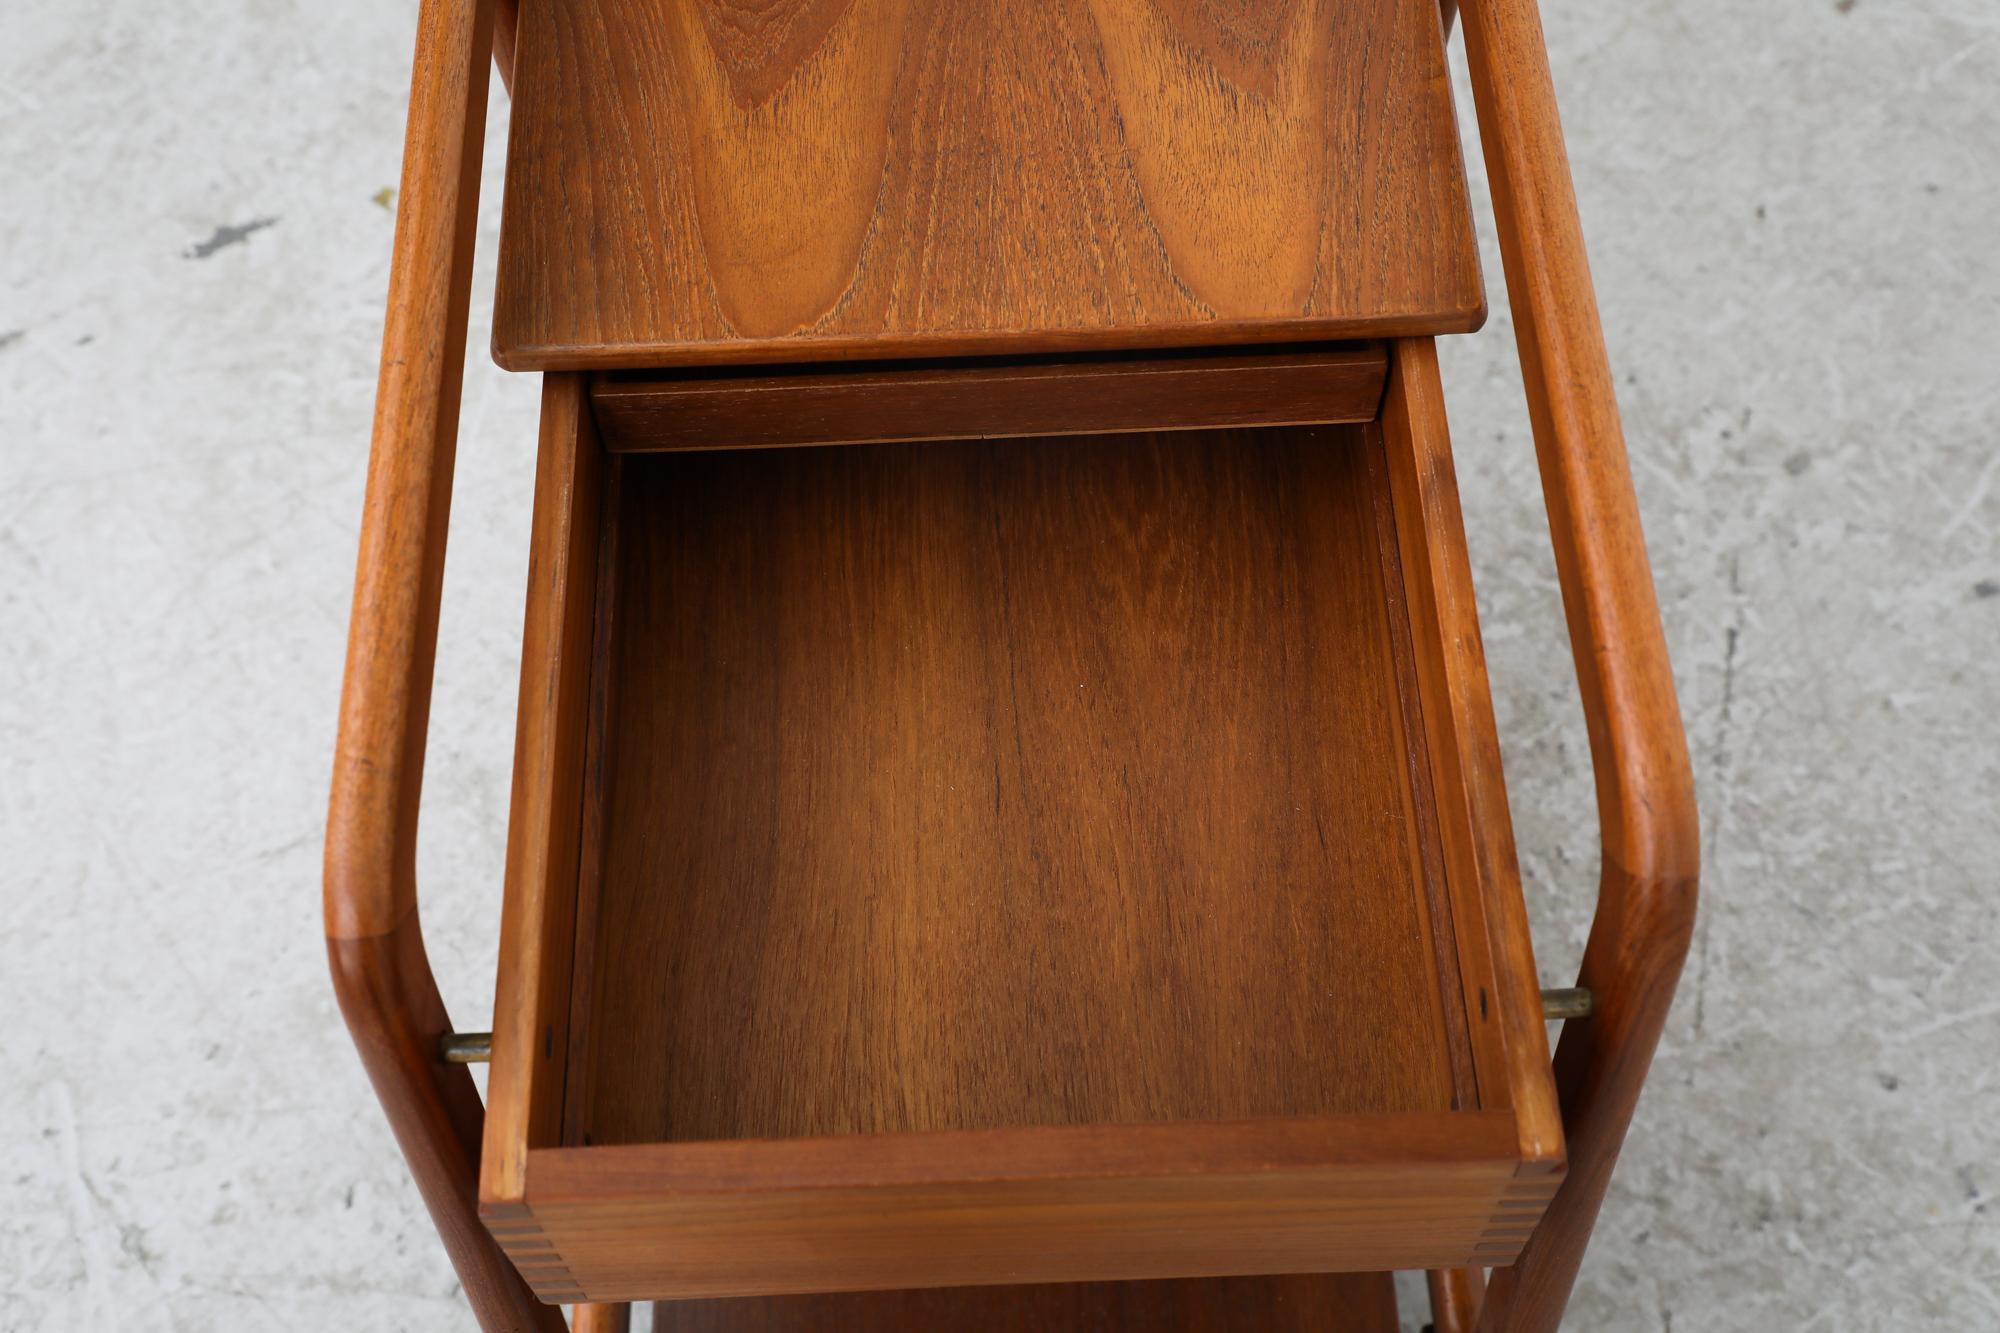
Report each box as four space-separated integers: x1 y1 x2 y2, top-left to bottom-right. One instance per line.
649 1272 1400 1332
480 341 1560 1303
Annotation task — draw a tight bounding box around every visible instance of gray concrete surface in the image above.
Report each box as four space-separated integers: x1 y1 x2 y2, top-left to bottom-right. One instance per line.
3 2 1995 1329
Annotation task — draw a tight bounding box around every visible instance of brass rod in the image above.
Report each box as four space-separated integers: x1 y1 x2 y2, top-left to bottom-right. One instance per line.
440 1031 493 1064
1540 987 1594 1020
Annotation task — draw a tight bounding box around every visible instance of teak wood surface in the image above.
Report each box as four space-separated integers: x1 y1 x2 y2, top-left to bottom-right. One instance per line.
321 0 564 1328
493 0 1484 369
1451 0 1701 1326
650 1272 1399 1332
589 343 1390 454
576 425 1461 1145
505 1116 1553 1301
332 0 1699 1328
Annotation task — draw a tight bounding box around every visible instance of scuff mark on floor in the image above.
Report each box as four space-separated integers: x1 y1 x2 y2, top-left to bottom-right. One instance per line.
184 217 279 260
46 1081 117 1328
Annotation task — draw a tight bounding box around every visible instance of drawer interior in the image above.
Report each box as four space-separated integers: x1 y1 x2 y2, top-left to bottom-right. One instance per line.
561 424 1472 1148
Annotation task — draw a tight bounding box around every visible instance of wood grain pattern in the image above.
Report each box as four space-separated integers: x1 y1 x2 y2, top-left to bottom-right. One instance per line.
494 0 1483 369
480 374 604 1207
572 427 1457 1145
1375 339 1562 1167
329 925 562 1331
326 0 491 942
493 0 518 90
1446 2 1701 1329
589 344 1389 454
516 1114 1532 1300
560 457 627 1149
323 0 562 1327
1429 1265 1486 1332
1365 424 1478 1111
571 1304 631 1333
649 1272 1399 1331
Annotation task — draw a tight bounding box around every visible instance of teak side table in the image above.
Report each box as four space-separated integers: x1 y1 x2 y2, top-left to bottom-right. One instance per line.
325 2 1699 1330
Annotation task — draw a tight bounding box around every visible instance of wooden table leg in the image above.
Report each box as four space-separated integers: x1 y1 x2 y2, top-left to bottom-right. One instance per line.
1448 0 1702 1328
572 1305 631 1333
1429 1266 1486 1333
326 2 564 1330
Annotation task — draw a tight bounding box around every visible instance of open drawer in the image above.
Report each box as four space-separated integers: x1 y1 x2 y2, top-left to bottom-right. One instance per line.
475 338 1562 1305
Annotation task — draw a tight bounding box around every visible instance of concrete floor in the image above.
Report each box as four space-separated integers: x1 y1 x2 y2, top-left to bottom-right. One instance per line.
3 1 1995 1329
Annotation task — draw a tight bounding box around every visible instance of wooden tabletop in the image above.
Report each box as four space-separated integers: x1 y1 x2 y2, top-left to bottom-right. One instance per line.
494 0 1483 370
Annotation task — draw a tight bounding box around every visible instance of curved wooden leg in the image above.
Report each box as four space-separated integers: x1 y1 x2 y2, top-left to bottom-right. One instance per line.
330 922 562 1332
326 1 564 1329
1446 0 1702 1326
571 1304 631 1333
1428 1266 1485 1333
1476 864 1694 1331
